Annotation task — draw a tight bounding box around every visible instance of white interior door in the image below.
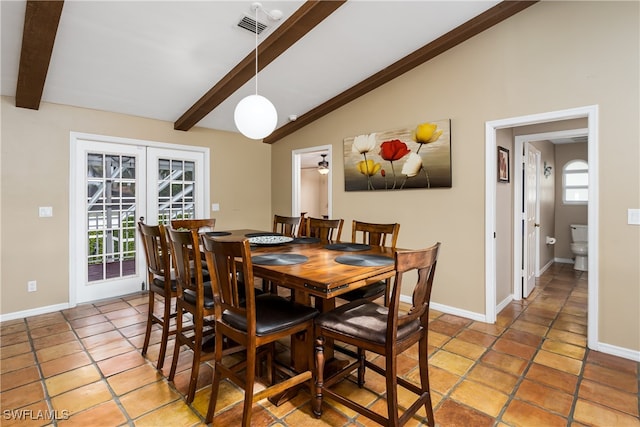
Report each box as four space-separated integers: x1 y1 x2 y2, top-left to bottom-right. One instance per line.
523 143 540 298
71 135 209 304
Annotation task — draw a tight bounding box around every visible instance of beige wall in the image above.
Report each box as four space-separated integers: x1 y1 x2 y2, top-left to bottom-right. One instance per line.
271 2 639 352
300 168 328 218
555 142 589 259
1 98 272 314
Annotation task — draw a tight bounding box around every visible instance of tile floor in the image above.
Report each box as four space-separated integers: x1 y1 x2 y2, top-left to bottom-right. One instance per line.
1 263 638 426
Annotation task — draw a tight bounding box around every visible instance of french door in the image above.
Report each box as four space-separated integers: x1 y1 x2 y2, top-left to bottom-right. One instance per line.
71 135 207 304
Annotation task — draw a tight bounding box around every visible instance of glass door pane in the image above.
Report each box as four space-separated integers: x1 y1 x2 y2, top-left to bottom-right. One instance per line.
86 153 138 282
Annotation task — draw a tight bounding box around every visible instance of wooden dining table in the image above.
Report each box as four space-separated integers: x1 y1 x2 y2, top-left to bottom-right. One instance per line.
207 229 397 403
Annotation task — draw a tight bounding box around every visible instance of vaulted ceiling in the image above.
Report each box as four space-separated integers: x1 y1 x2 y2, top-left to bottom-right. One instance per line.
1 1 537 144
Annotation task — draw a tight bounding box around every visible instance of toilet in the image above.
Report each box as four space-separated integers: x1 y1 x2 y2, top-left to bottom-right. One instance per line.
570 224 588 271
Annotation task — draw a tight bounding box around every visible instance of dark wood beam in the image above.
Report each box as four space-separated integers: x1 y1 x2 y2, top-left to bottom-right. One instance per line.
16 0 64 110
263 0 538 144
174 0 346 131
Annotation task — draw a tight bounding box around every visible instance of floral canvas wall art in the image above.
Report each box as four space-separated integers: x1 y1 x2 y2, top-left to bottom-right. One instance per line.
344 119 451 191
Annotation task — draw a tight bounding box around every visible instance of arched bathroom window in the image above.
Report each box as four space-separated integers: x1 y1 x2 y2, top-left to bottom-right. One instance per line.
563 160 588 204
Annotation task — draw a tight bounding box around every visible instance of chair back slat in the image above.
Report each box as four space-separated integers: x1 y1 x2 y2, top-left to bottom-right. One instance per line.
171 218 216 233
388 243 441 334
138 221 171 280
351 221 400 248
273 215 301 237
167 228 204 302
202 236 255 330
306 217 344 242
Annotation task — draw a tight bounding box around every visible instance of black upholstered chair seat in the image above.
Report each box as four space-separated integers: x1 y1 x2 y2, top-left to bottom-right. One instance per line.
340 280 386 302
153 277 177 292
315 300 420 345
182 282 214 308
223 294 318 336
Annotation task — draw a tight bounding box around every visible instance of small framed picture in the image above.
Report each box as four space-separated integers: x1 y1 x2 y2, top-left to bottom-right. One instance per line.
498 146 510 183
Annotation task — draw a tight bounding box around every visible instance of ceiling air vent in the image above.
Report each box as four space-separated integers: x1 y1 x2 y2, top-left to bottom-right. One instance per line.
237 15 268 35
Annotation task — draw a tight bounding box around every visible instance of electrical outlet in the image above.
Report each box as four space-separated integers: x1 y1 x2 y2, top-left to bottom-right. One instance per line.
27 280 37 292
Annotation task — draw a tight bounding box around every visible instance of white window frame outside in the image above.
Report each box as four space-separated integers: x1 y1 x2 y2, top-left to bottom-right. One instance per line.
563 159 589 205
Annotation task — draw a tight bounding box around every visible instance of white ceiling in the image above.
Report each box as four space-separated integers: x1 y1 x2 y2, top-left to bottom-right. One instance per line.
1 0 501 136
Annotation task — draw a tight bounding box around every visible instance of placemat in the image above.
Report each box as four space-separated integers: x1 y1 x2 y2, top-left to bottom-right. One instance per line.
334 254 394 267
204 231 232 237
325 243 371 252
251 254 309 266
291 237 320 244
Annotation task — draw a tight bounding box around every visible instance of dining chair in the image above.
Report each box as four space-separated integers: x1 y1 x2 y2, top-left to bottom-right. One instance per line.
273 214 301 237
313 242 441 427
170 218 216 232
305 217 344 243
340 220 400 305
166 227 216 404
137 219 178 370
202 235 318 427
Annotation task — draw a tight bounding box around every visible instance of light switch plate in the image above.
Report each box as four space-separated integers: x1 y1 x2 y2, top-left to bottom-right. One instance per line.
628 209 640 225
212 203 220 212
39 206 53 217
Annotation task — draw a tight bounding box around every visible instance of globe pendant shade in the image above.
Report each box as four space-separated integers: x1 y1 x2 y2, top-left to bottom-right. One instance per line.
234 94 278 139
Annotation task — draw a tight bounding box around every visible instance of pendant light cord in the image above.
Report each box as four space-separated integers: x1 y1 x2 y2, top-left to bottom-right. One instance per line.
254 7 258 96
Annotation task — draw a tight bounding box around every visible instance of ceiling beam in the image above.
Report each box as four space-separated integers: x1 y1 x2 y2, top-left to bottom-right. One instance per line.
174 0 346 131
263 0 538 144
15 0 64 110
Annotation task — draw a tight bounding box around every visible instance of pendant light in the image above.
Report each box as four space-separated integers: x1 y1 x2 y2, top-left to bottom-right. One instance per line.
234 3 279 140
318 154 330 175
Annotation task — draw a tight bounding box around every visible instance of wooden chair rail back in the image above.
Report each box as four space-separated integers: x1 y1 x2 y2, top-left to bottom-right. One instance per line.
273 215 302 237
306 217 344 242
389 242 441 332
351 220 400 248
166 228 203 298
202 236 255 320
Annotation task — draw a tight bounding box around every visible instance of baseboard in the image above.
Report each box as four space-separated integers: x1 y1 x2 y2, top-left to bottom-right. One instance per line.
0 303 71 322
554 257 574 264
400 295 486 322
496 295 513 314
594 342 640 363
537 259 554 276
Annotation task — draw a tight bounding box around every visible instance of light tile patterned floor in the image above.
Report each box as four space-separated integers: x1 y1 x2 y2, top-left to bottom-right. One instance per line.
1 263 638 426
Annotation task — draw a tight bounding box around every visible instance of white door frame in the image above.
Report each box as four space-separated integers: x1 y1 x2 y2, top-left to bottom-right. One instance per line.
291 145 333 218
513 129 588 300
485 105 599 350
69 132 210 306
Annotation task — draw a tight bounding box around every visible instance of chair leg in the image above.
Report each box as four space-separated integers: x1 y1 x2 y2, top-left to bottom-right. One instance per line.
419 336 435 426
156 294 172 370
313 336 325 418
142 291 155 357
386 354 400 427
186 318 204 404
168 307 183 381
242 345 257 427
357 347 366 387
205 334 225 424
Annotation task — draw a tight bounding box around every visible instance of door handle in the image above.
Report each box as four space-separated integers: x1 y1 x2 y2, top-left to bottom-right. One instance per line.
534 223 540 227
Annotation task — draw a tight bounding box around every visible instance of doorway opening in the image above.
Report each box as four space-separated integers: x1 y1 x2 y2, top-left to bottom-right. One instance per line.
485 105 599 350
291 145 332 221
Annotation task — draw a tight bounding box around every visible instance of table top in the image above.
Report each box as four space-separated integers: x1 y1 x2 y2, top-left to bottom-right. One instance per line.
210 229 396 299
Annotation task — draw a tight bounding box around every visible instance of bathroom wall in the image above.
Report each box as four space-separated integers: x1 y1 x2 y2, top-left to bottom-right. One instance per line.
555 142 589 260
